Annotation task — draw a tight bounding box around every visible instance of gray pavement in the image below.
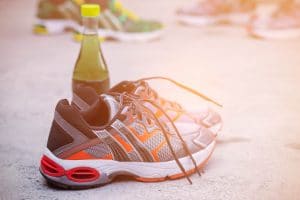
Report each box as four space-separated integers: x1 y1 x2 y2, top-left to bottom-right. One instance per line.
1 0 300 199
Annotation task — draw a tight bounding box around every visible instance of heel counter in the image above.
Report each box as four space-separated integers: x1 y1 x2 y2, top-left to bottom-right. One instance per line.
47 120 74 152
46 99 97 155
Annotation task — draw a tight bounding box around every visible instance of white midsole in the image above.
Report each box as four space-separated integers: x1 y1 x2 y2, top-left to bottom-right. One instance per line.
250 27 300 39
36 19 80 34
35 19 163 41
177 13 251 26
44 141 215 178
98 28 163 42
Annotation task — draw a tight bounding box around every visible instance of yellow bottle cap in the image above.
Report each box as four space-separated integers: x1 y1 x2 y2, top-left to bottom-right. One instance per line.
81 4 100 17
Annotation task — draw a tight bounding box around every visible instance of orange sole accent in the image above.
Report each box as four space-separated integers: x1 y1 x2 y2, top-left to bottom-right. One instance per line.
66 150 96 160
113 134 133 153
135 176 166 182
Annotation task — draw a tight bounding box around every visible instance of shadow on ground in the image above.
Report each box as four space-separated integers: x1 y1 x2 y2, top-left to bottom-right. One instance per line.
217 136 251 146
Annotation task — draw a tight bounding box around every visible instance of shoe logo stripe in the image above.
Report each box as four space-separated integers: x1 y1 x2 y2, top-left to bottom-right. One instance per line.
109 126 143 162
94 130 130 161
112 120 154 162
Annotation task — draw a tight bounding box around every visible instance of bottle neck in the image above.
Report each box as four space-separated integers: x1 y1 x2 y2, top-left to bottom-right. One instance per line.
82 16 98 35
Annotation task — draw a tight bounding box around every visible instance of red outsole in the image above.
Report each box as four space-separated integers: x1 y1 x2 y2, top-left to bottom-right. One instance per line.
40 156 100 183
65 167 100 183
40 156 64 177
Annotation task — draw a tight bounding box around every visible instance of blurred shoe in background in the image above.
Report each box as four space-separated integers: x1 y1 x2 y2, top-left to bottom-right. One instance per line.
248 1 300 39
33 0 163 42
177 0 256 26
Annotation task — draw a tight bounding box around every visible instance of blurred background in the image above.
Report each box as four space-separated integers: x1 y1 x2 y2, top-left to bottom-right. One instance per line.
0 0 300 199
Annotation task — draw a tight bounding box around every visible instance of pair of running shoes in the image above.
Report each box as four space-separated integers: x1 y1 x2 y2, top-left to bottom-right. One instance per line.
34 0 300 41
177 0 300 39
40 77 222 189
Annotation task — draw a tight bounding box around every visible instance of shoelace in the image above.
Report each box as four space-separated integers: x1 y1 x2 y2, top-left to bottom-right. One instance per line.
107 77 221 183
110 0 139 22
108 92 202 184
134 77 223 128
141 99 202 179
135 76 223 108
137 81 183 111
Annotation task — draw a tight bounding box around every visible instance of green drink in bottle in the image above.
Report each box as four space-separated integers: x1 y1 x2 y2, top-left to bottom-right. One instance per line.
72 4 110 94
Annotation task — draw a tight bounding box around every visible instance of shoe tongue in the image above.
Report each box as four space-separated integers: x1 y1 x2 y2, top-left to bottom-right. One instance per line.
101 94 120 120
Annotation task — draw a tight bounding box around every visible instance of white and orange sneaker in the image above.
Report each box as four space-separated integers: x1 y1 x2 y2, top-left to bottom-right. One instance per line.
40 93 216 188
177 0 256 26
248 2 300 39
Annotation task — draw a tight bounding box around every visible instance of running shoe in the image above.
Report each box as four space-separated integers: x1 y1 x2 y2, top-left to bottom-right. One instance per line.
40 93 216 188
248 2 300 39
177 0 256 26
72 77 223 136
33 0 163 42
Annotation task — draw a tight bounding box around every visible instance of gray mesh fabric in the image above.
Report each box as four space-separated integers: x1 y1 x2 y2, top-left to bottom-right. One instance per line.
169 137 186 159
86 143 111 159
157 137 186 161
157 144 173 161
128 151 141 162
144 131 165 151
133 122 145 135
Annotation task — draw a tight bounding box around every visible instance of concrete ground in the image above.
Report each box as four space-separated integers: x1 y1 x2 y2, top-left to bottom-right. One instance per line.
1 0 300 199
